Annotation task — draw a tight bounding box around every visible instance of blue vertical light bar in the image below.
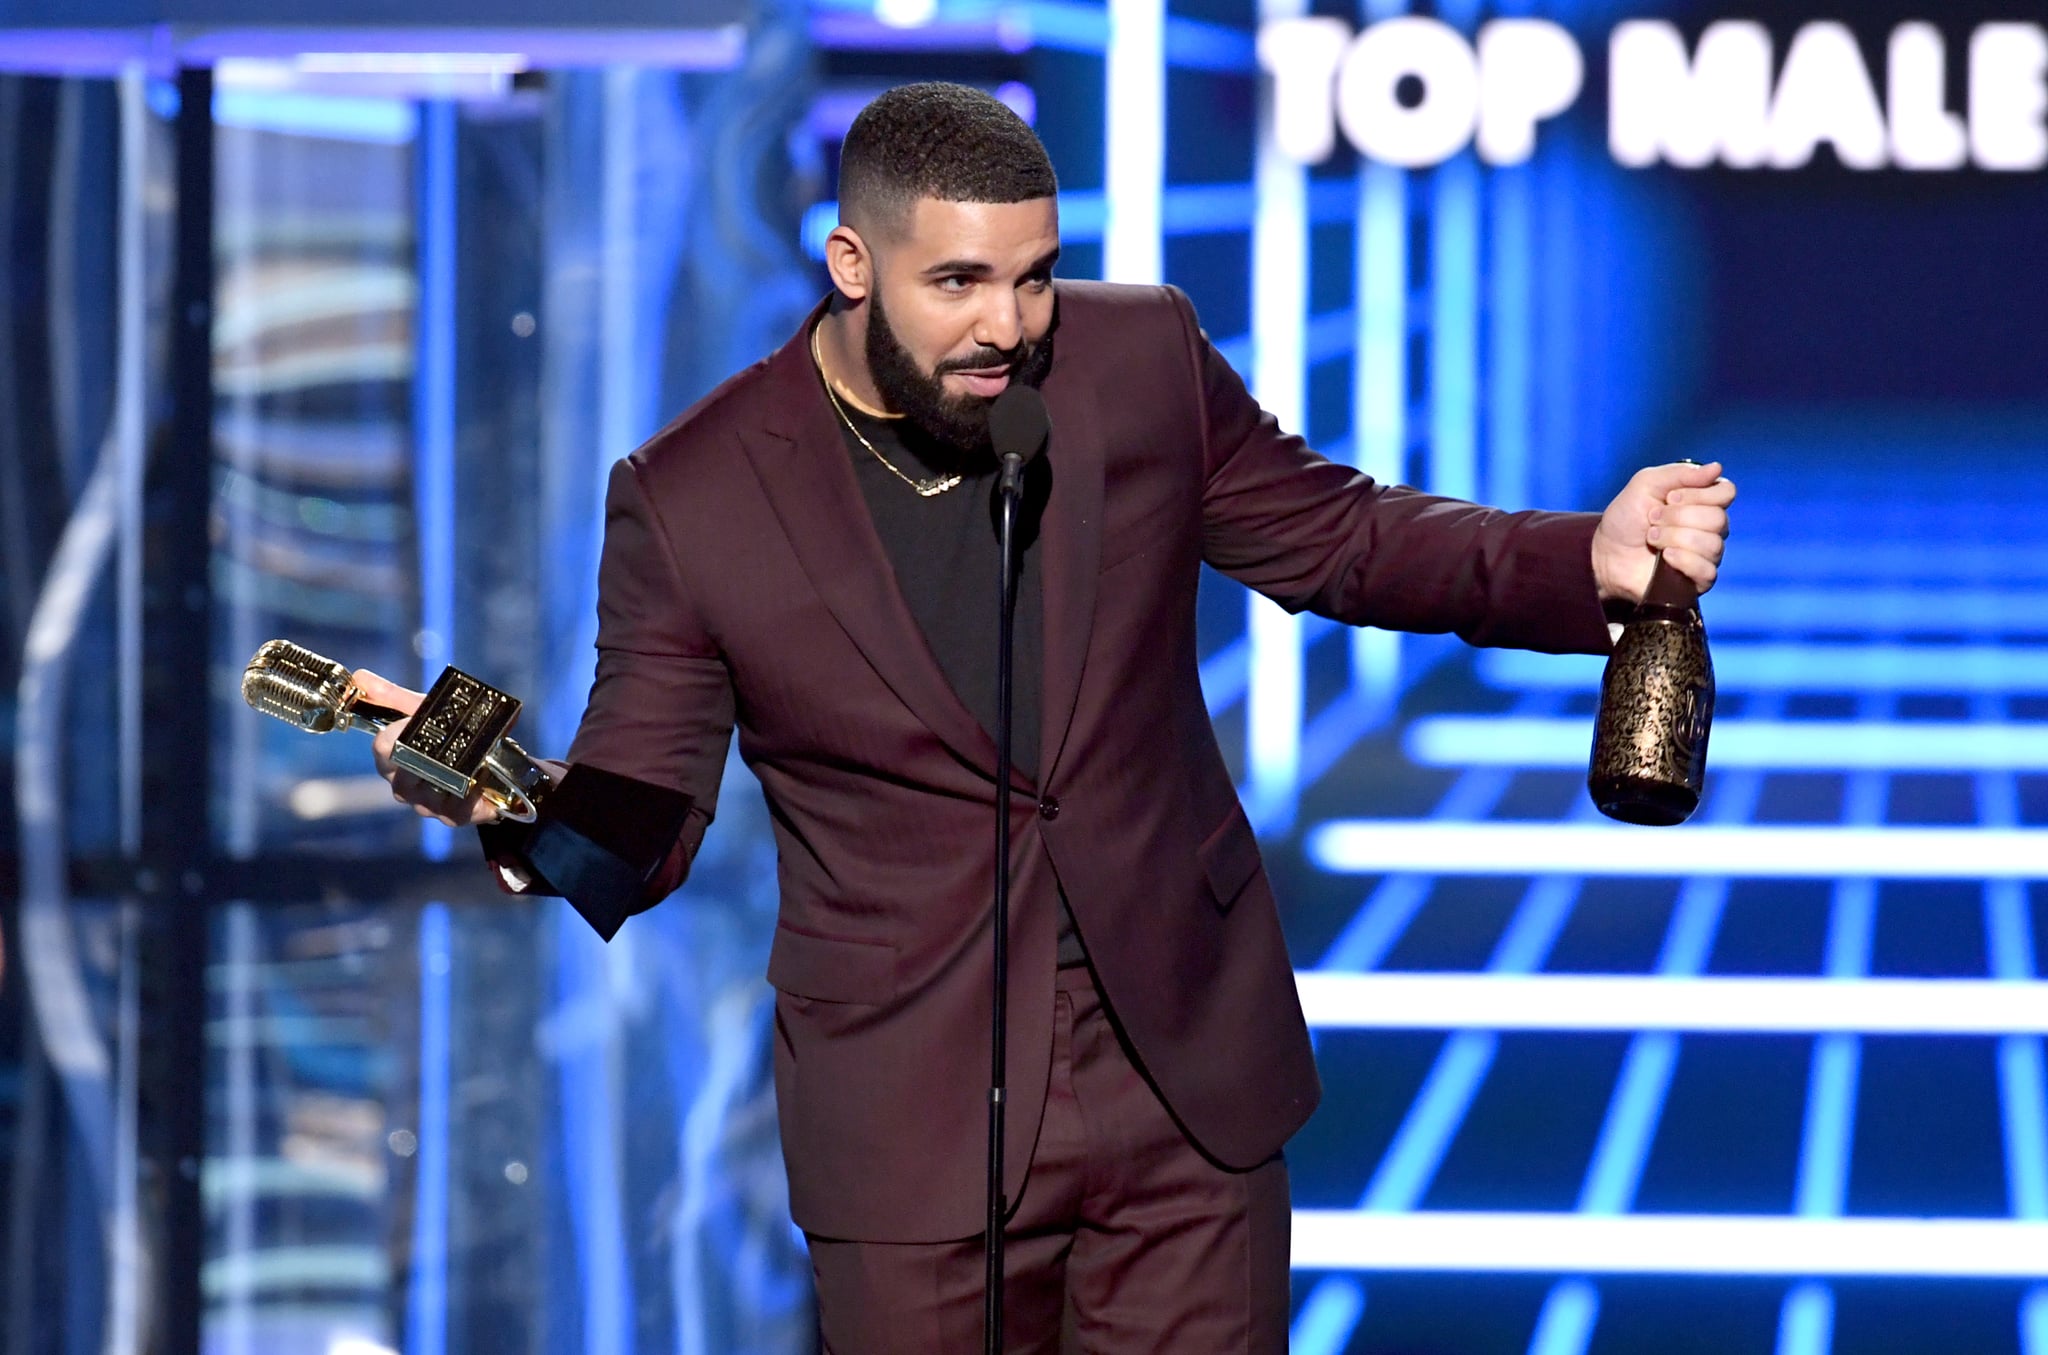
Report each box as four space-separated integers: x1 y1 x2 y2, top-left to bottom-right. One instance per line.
1428 0 1480 501
1483 0 1539 508
1349 0 1410 712
1985 873 2034 983
1348 156 1406 714
1793 872 1873 1213
111 891 141 1355
1104 0 1163 283
415 99 458 864
1979 730 2048 1229
1361 1031 1498 1212
2024 1287 2048 1355
220 90 268 860
1527 1279 1600 1355
405 100 458 1355
1319 874 1432 972
116 65 148 860
558 913 636 1355
1350 159 1406 488
1240 548 1302 836
407 904 453 1355
1535 130 1578 510
219 907 260 1355
1427 155 1480 503
1244 0 1311 834
1489 871 1584 974
1352 0 1409 471
1576 1032 1679 1216
1822 881 1879 979
1288 1278 1366 1355
111 65 151 1355
600 68 644 515
1486 165 1533 510
2002 1038 2048 1221
1777 1282 1835 1355
1781 751 1886 1354
1795 907 1870 1223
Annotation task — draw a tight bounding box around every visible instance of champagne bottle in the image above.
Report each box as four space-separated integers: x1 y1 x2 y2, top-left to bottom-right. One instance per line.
1588 557 1715 825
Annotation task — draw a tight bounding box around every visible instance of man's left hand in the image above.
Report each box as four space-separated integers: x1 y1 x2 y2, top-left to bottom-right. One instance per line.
1591 461 1735 605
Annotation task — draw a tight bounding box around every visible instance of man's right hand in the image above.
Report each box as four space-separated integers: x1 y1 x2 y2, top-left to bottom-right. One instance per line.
354 668 502 828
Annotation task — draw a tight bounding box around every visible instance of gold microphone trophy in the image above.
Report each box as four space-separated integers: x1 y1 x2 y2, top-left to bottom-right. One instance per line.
241 640 551 822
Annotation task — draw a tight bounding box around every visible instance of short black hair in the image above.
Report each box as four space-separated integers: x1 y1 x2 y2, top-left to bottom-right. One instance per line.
838 83 1057 238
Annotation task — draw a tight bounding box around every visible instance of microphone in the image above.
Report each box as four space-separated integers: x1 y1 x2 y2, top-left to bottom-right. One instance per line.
989 385 1049 498
980 383 1047 1354
241 639 551 822
242 640 410 733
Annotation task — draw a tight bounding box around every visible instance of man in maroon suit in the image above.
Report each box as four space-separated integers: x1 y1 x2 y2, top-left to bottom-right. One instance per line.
364 83 1732 1352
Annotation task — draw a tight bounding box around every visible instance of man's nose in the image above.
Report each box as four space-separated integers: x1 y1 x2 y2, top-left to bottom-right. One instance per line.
973 294 1024 355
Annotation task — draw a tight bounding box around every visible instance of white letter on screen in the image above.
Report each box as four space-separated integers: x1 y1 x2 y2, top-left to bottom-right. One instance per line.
1259 17 1353 164
1889 23 1968 170
1970 23 2048 171
1609 20 1772 169
1769 22 1889 169
1336 17 1481 168
1476 19 1585 165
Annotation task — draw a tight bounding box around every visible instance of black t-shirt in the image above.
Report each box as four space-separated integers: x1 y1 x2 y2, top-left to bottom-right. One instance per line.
836 399 1044 782
817 360 1087 967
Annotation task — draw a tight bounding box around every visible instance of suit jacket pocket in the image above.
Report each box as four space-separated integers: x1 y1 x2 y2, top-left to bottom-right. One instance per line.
1197 802 1263 914
766 923 898 1004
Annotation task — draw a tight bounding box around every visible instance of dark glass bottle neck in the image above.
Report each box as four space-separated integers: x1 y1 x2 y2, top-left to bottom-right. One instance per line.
1641 556 1699 611
1633 601 1701 626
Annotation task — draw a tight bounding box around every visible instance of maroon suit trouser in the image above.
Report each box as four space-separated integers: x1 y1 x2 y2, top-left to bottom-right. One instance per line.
807 965 1292 1353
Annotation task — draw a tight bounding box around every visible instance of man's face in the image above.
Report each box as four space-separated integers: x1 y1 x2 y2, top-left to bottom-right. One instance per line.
864 196 1060 454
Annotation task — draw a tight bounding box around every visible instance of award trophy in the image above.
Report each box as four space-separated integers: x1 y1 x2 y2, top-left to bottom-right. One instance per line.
244 639 695 936
241 640 551 822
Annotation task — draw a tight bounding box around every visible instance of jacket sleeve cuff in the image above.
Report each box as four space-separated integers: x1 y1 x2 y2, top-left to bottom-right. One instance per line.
1491 510 1615 657
474 762 696 941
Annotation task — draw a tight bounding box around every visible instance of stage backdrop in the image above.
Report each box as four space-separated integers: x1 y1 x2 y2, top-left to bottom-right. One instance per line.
1 3 2046 1353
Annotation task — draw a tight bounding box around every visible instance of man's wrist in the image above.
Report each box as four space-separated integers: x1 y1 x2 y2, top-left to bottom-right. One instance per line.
1590 531 1625 606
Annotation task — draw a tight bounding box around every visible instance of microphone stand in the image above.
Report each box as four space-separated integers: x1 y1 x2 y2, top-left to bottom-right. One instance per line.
985 449 1026 1355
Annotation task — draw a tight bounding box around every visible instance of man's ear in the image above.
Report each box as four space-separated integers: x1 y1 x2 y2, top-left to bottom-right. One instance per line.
824 225 872 302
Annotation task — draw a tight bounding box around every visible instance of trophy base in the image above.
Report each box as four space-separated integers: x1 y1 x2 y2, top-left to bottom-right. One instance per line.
391 666 523 800
1590 773 1699 827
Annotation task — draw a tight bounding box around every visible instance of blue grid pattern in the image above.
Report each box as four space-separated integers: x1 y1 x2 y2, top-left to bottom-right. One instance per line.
1260 465 2048 1349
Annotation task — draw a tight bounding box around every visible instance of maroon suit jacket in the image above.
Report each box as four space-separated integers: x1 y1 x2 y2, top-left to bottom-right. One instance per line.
510 280 1611 1243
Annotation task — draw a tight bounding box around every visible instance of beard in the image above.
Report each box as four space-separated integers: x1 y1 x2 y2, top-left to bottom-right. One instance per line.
864 289 1054 459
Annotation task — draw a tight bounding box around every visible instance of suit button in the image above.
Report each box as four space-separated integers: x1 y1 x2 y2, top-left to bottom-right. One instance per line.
1038 796 1060 821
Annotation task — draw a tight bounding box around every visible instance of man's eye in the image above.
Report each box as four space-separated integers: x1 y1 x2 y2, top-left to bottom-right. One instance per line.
937 275 972 292
1022 274 1052 291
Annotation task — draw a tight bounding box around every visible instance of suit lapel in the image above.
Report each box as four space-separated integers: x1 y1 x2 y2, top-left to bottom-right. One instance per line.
741 318 1009 782
1036 324 1105 785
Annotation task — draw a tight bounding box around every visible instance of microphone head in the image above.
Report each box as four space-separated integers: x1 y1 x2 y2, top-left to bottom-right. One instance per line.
242 639 354 733
989 386 1050 466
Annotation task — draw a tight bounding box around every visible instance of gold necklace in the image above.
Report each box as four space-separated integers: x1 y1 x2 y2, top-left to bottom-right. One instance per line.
811 324 963 498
